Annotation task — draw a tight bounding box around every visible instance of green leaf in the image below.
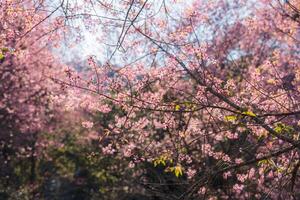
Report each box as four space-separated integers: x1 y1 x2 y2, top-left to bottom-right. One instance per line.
258 159 268 166
175 104 181 111
274 122 294 134
277 167 285 173
153 156 167 167
274 125 283 134
224 115 237 122
242 111 256 117
174 165 183 177
0 53 4 61
1 47 9 53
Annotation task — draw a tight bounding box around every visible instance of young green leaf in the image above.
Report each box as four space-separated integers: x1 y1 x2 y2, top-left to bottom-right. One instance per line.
224 115 237 122
242 111 256 117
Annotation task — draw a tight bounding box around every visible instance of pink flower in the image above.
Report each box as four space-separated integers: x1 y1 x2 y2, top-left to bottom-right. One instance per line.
186 168 196 179
248 168 255 179
128 161 135 168
82 121 94 129
223 171 232 179
237 174 247 183
233 184 244 194
198 187 206 195
102 144 116 155
235 158 243 164
123 143 136 157
267 171 274 178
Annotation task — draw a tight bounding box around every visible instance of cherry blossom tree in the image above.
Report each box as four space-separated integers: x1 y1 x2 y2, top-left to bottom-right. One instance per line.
1 0 300 199
57 0 300 199
0 0 69 193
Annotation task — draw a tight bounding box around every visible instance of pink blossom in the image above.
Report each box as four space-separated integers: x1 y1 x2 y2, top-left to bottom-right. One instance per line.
82 121 94 129
223 171 232 179
186 168 196 179
233 184 244 194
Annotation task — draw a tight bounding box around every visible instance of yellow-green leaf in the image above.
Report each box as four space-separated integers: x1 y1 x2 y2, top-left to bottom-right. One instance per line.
0 53 4 61
258 159 268 166
175 104 181 111
274 126 283 134
174 165 183 177
224 115 237 122
242 111 256 117
153 156 167 167
277 167 285 173
1 47 9 53
274 122 294 134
